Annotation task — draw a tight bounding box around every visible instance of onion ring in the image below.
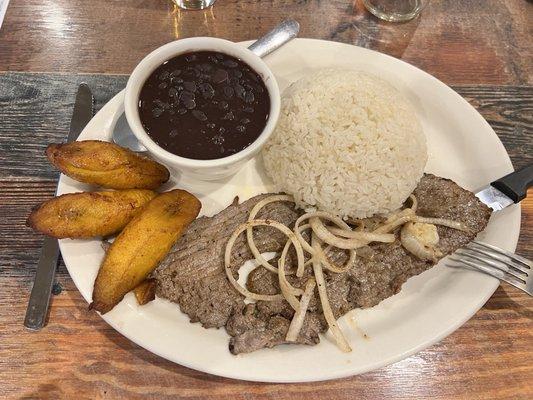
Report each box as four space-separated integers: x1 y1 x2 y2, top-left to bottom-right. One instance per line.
225 219 303 301
246 195 294 273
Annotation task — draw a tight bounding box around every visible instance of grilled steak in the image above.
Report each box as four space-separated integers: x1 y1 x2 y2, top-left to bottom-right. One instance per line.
152 174 491 354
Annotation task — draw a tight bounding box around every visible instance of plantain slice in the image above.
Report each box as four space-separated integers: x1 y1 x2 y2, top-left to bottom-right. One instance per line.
46 140 170 189
133 279 157 306
91 189 201 314
27 189 157 239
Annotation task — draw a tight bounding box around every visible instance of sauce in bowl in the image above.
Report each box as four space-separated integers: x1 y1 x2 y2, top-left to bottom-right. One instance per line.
138 51 270 160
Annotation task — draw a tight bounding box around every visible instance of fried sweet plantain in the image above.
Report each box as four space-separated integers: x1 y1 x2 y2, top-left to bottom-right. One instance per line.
91 189 201 313
133 279 157 306
27 189 157 239
46 140 170 189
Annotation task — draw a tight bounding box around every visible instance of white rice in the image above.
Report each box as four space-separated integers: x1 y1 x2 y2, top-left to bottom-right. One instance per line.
262 69 427 219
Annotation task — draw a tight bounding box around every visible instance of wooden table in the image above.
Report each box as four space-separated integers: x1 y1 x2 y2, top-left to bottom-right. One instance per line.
1 1 531 398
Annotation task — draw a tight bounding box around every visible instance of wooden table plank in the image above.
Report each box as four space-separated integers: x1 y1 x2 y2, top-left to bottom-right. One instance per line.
0 0 531 84
0 72 531 398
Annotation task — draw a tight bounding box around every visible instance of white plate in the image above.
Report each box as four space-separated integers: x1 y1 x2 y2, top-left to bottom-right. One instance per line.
57 38 520 382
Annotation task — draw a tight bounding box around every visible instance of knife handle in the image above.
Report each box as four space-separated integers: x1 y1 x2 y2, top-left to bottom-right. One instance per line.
491 164 533 203
24 236 60 330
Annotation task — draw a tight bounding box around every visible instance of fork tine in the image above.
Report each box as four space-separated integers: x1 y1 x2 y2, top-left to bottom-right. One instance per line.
466 242 531 274
455 249 528 281
471 241 532 269
448 257 531 295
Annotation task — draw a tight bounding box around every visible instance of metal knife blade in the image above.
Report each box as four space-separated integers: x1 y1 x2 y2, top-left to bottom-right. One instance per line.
24 83 94 331
475 185 514 211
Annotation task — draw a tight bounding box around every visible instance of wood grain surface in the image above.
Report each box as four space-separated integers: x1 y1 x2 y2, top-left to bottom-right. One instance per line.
0 0 531 84
0 0 532 398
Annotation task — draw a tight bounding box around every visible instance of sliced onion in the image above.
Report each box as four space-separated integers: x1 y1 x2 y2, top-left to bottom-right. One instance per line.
278 240 304 310
327 226 393 242
414 216 470 232
286 278 316 342
311 234 352 352
314 241 355 274
246 195 294 273
373 215 414 234
294 211 352 253
225 219 302 302
311 217 395 249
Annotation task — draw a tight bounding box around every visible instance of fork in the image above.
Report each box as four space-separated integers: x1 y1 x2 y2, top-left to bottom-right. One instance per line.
448 241 532 296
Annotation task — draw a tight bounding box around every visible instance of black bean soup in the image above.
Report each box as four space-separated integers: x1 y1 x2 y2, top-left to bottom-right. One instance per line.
138 51 270 160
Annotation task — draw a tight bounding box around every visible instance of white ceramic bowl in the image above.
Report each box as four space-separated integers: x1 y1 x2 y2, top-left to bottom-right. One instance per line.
124 37 280 181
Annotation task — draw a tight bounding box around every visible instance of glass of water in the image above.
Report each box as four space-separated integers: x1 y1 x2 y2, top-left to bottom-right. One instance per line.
174 0 216 10
362 0 429 22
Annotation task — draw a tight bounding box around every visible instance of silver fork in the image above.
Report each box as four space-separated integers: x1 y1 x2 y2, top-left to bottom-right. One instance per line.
448 241 532 296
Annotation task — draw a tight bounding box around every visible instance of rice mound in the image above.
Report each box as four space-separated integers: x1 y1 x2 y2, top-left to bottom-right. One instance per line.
262 69 427 219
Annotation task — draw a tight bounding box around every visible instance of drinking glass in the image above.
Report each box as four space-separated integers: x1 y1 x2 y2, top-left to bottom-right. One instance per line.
362 0 429 22
173 0 216 10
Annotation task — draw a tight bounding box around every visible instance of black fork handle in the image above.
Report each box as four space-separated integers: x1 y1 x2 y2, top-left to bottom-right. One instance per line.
491 164 533 203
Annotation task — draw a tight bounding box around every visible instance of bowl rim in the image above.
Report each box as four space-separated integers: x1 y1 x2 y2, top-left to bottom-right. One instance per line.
124 37 280 169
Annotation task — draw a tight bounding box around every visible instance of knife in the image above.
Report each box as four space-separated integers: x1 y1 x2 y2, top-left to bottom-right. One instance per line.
24 83 94 330
475 164 533 211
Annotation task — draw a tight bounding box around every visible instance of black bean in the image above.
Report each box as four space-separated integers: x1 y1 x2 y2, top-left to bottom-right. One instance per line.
170 69 182 77
175 78 184 84
212 135 224 145
177 108 187 115
192 110 207 121
183 81 197 92
223 59 238 68
212 69 228 84
179 90 195 102
185 54 197 62
169 129 178 137
223 111 234 120
207 123 216 129
243 106 254 113
159 70 169 80
218 100 229 110
234 84 246 100
232 70 243 79
240 118 251 124
244 91 255 103
158 82 168 89
183 99 196 109
236 125 245 133
247 71 259 82
223 86 234 98
168 87 178 97
198 63 213 72
152 107 163 117
198 83 215 99
154 99 165 108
